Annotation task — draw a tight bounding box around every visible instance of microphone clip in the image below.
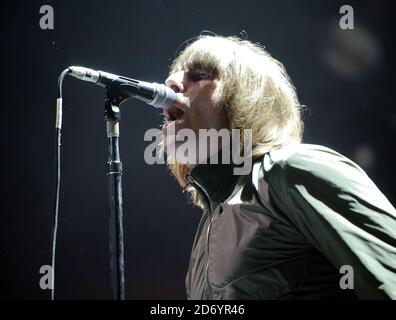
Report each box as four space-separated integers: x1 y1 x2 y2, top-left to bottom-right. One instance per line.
104 90 129 121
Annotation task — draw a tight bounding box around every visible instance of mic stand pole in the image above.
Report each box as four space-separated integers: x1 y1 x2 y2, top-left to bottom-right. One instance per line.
104 90 128 300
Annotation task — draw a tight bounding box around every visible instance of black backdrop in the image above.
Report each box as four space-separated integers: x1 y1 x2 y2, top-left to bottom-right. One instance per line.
1 0 395 299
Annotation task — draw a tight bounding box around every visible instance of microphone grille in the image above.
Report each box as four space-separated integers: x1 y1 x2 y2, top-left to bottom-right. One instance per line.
149 83 177 109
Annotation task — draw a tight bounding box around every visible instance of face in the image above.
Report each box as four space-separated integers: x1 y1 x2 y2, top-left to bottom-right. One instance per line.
162 63 228 167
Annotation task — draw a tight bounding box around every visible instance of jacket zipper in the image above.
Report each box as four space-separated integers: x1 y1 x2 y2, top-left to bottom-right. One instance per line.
186 175 214 298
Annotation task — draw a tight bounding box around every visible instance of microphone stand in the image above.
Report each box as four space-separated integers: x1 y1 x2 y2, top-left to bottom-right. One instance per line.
104 90 128 300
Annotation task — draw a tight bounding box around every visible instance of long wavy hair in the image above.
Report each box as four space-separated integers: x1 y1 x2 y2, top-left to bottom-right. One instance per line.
166 35 303 208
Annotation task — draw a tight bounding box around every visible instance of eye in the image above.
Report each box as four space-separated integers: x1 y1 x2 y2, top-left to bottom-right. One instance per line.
197 72 210 80
188 70 211 82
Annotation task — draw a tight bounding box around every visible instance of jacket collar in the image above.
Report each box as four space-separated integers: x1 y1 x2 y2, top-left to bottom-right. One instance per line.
187 150 244 209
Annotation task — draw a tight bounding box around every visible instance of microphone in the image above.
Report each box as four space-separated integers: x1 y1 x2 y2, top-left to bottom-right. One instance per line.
67 66 176 109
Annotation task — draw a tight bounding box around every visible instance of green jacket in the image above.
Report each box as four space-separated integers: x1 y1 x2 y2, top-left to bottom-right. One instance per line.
185 144 396 299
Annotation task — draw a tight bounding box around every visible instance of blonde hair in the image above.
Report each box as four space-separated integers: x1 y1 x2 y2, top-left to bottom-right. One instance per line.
167 35 303 207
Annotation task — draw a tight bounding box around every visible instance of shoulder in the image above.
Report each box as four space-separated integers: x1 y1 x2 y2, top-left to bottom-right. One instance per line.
261 143 369 185
252 143 375 207
256 143 395 215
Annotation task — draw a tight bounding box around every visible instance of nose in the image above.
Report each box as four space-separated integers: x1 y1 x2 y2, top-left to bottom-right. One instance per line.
165 70 185 93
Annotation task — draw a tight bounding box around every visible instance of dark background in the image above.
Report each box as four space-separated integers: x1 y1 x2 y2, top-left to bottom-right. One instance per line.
1 0 395 299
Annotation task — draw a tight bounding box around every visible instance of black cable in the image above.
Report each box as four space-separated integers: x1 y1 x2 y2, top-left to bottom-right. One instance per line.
52 68 70 300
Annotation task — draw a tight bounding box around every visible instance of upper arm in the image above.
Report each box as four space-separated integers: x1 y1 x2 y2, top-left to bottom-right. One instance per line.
266 145 396 299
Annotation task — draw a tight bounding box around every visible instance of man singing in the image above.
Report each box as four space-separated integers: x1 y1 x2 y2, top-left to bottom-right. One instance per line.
160 35 396 299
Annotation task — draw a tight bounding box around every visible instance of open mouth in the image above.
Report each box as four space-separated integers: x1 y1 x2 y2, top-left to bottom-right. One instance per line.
164 104 185 122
